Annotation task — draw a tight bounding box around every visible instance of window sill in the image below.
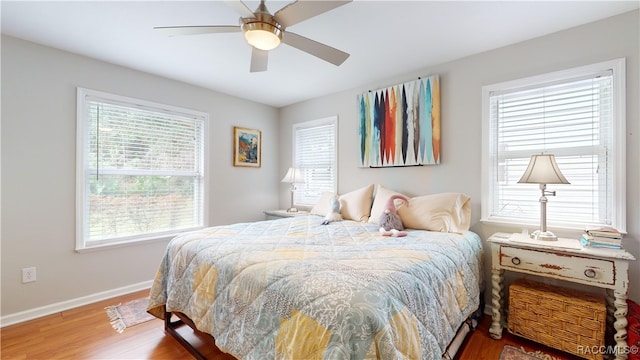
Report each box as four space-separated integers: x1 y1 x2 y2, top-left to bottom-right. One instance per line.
75 227 203 253
479 218 594 238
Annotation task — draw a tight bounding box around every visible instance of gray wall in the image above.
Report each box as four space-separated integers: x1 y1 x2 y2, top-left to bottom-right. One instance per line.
278 10 640 303
1 35 280 318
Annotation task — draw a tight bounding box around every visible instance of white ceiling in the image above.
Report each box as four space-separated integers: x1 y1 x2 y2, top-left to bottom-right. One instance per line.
2 1 638 108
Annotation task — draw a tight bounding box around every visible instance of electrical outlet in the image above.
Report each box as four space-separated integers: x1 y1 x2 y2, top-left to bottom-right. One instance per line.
22 267 36 283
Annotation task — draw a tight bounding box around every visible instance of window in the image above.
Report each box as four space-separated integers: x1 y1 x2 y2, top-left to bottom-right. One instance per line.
76 88 208 250
481 58 626 232
292 116 337 206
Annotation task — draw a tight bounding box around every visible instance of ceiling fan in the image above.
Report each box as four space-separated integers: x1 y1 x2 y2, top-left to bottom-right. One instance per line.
155 0 352 72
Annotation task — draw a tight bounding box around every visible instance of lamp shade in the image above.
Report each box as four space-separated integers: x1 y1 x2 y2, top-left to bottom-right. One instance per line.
518 154 570 185
281 167 304 184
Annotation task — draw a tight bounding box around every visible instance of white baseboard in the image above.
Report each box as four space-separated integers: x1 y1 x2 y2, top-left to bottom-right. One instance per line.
0 280 153 328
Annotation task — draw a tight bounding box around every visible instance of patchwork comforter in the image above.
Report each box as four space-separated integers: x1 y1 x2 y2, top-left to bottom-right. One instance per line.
147 216 483 359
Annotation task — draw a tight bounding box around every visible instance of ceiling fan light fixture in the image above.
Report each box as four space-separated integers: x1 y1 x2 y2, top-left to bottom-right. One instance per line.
243 22 282 51
156 0 353 71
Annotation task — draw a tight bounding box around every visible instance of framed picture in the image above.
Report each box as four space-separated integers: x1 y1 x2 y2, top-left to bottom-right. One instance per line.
233 126 261 168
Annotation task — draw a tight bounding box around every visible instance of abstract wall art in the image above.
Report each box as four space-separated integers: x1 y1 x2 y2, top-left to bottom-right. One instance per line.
357 75 440 167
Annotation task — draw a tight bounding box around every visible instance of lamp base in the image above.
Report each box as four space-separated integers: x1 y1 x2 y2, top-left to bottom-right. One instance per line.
530 230 557 241
286 207 298 213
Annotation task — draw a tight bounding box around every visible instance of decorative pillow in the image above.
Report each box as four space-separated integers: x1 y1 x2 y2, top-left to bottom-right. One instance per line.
397 192 471 233
310 191 337 216
339 184 375 222
368 185 408 224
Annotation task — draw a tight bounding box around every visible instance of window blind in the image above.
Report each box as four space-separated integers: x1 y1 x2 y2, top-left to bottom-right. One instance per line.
77 88 207 249
488 69 617 229
293 118 337 206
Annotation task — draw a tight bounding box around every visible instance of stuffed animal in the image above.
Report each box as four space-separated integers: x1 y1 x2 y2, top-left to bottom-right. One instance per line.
321 194 342 225
378 194 408 237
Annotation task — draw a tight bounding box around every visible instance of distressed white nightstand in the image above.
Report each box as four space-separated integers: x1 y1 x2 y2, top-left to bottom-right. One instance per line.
488 232 636 359
263 209 310 220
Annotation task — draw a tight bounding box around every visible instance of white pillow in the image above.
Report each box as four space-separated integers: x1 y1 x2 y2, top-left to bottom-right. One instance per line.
310 191 336 216
368 185 408 224
339 184 375 222
397 192 471 233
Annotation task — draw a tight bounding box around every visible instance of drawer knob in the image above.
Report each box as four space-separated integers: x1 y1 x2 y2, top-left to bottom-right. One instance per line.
511 257 521 265
584 269 597 278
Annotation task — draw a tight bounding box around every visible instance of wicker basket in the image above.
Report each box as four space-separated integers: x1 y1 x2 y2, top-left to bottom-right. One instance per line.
508 279 606 360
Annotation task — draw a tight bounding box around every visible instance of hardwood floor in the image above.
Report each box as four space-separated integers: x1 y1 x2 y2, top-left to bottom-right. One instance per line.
1 290 582 359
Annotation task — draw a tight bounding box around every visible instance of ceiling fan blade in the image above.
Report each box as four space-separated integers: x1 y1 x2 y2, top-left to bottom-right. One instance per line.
250 48 269 72
155 25 241 36
282 31 349 66
274 1 351 28
224 0 255 19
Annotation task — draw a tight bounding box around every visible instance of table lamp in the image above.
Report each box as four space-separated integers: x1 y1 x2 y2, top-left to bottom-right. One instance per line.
281 167 304 212
518 154 570 241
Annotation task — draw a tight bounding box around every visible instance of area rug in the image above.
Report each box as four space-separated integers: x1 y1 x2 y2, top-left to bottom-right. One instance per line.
499 345 559 360
105 298 156 333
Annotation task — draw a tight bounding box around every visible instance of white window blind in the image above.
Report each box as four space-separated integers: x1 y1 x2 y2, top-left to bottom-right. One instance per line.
482 59 625 232
293 117 337 206
76 88 207 250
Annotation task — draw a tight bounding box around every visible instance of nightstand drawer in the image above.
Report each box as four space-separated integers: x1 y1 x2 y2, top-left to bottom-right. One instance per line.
499 245 615 285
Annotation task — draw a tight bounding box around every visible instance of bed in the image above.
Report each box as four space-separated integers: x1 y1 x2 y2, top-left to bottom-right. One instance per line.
147 212 484 359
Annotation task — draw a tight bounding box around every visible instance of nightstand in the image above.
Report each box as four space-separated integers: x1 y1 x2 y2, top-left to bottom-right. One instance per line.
488 232 635 359
263 209 310 220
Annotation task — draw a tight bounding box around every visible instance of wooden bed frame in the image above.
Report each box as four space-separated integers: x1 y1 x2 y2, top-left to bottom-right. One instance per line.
163 294 484 360
165 311 211 360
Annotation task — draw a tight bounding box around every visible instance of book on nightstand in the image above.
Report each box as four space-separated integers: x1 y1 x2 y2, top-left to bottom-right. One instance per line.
581 226 623 249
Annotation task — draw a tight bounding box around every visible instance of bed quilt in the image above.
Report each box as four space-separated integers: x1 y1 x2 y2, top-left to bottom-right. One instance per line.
147 216 483 360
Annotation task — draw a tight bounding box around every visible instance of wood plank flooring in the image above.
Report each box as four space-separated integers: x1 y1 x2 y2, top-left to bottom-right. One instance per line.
1 289 583 359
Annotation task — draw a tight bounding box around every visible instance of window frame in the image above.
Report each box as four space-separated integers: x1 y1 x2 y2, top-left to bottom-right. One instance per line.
481 58 626 233
75 88 209 251
291 116 338 207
